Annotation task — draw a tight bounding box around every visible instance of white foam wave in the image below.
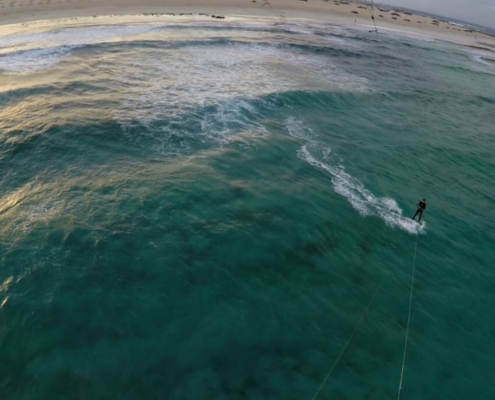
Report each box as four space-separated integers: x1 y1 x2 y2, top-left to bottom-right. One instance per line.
366 25 438 42
470 55 493 66
281 25 315 36
0 24 157 50
286 117 319 141
0 24 158 73
466 48 495 66
288 119 424 234
321 25 358 38
118 94 268 157
299 144 425 234
0 46 75 73
114 41 370 150
462 47 495 72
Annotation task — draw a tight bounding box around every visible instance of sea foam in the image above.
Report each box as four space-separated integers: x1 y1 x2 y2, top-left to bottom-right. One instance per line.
287 117 425 235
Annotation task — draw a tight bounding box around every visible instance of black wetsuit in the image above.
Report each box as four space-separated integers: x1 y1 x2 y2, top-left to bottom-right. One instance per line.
412 201 426 222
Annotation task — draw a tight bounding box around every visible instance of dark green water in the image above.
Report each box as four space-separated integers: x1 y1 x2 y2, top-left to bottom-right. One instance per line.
0 19 494 399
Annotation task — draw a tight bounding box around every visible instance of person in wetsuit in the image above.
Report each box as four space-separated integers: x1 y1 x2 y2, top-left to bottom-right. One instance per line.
412 199 426 222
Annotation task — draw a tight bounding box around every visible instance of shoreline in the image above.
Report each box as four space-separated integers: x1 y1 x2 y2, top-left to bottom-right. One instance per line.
0 0 494 50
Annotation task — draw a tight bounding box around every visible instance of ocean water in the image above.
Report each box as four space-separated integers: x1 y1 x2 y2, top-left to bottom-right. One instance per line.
0 17 495 400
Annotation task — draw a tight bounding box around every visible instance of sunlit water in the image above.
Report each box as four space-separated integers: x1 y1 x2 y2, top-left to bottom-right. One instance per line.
1 16 495 400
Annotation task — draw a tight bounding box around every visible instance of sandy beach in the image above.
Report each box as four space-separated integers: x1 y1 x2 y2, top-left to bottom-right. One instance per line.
0 0 494 49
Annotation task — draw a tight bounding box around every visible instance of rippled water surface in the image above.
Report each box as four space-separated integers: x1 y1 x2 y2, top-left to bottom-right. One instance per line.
1 17 495 400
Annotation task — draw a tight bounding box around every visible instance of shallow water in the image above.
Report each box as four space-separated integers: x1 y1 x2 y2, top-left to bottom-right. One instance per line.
1 18 495 400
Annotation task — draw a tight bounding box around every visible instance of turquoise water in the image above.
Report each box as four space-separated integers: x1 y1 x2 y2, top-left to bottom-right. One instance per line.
1 18 495 399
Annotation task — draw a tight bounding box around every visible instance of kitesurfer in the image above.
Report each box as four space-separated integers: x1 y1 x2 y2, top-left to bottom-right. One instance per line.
412 199 426 222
